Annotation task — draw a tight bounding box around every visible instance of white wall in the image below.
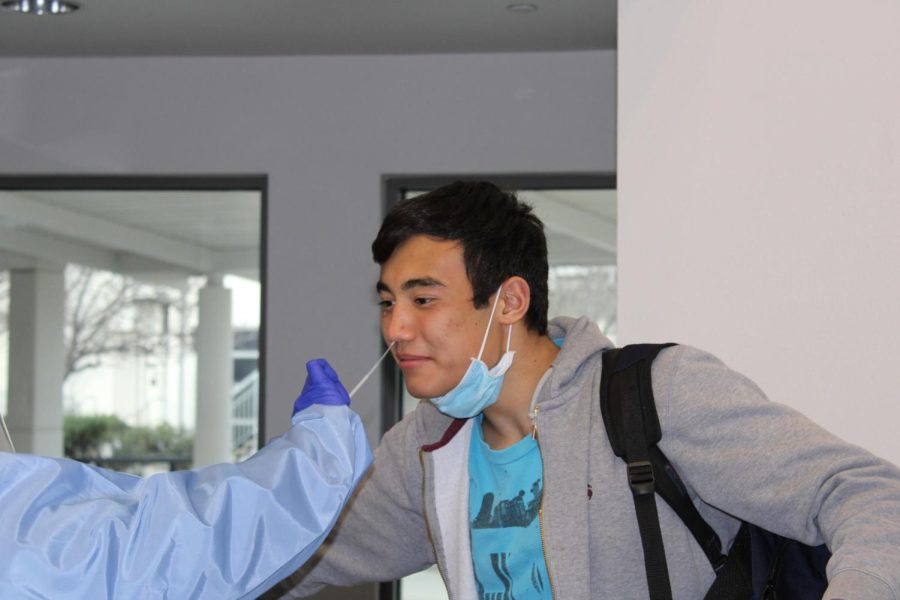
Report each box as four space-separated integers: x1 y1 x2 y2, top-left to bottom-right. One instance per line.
0 51 616 452
618 3 900 463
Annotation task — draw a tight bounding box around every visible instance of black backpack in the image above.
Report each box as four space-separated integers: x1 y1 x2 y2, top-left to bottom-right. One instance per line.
600 344 831 600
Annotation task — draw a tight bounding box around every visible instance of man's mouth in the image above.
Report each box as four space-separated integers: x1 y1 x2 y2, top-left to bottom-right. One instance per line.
395 354 431 369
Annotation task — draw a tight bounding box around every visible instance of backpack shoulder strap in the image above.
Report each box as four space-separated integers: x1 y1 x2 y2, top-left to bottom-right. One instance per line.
600 344 727 599
600 343 672 457
600 344 674 600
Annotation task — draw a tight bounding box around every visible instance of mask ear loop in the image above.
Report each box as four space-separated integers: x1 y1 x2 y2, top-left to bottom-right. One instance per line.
476 286 504 361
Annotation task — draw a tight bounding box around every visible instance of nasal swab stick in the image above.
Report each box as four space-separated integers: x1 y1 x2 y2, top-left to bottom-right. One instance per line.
348 342 395 399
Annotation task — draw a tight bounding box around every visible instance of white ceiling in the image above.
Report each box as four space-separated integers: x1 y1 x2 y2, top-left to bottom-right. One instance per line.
0 189 261 281
0 0 616 57
20 190 260 250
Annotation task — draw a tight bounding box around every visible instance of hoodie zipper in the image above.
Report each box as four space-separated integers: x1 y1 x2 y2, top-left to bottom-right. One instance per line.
534 405 556 598
538 501 556 598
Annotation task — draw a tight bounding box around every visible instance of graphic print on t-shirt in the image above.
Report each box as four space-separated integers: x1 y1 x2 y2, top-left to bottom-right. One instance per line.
468 419 551 600
472 478 542 529
471 479 547 599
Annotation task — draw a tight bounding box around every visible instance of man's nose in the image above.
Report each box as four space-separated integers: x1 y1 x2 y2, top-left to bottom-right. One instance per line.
384 306 414 343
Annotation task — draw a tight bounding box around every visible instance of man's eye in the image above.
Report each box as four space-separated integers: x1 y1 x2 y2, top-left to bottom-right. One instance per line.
378 299 394 309
414 297 434 306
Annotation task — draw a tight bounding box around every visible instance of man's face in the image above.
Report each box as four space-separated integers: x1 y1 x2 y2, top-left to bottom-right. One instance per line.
377 235 495 400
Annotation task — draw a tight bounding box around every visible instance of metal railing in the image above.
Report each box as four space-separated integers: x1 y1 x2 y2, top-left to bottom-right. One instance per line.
232 369 259 461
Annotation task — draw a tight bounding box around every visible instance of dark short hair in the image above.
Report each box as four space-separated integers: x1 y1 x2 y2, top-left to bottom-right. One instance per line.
372 180 549 335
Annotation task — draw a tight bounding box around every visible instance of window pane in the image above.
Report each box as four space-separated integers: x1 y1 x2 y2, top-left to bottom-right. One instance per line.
522 189 617 344
0 188 262 473
402 566 449 600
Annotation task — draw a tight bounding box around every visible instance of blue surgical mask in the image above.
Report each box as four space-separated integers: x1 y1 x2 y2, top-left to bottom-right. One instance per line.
429 287 515 418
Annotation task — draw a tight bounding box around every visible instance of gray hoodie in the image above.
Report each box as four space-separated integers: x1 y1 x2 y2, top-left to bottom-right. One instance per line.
270 316 900 599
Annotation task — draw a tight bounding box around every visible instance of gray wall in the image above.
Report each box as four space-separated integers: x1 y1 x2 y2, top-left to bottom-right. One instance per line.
0 51 617 450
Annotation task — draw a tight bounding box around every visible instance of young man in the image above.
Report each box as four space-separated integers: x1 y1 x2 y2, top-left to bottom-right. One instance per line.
271 181 900 599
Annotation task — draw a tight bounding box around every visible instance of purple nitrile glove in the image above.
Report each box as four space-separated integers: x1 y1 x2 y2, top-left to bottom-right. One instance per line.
292 359 352 417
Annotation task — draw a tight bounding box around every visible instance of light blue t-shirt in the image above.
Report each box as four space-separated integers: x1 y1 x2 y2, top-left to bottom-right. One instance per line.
468 415 552 599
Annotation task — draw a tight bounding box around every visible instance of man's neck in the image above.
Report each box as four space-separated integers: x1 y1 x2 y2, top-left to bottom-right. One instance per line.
480 331 560 450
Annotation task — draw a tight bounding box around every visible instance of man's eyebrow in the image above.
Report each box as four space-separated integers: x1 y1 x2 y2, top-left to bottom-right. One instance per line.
401 277 445 291
376 277 445 294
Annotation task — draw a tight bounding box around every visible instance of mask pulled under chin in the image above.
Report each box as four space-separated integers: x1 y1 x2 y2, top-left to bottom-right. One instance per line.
429 286 514 419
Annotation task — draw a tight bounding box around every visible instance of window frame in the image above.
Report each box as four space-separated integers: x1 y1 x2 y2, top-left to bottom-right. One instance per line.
378 172 615 600
0 174 269 444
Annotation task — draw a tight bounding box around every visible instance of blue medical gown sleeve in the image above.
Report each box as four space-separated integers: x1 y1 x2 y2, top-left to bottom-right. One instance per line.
0 404 372 599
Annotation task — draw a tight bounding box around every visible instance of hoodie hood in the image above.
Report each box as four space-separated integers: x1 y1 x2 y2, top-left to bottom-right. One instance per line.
541 316 615 410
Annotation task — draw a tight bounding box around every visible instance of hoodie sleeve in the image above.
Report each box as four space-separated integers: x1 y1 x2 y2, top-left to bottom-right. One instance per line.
654 345 900 600
265 404 439 598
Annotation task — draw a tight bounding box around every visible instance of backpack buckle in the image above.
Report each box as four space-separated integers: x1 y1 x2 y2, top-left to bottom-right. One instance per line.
627 460 655 495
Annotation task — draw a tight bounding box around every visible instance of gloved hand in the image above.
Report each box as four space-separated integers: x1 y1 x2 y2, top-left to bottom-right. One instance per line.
292 359 352 416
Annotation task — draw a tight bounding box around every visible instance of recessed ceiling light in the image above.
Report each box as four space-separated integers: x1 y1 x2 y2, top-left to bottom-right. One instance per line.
1 0 79 14
506 3 538 13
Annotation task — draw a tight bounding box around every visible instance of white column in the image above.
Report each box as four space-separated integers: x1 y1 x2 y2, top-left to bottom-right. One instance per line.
194 275 233 467
6 267 65 456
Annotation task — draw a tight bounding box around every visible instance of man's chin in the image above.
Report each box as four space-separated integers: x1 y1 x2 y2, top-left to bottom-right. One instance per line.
404 380 450 402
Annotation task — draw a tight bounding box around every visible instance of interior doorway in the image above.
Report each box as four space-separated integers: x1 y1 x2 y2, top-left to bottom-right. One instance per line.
379 173 616 600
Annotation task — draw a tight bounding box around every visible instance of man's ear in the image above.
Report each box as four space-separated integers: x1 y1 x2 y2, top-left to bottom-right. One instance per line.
497 276 530 326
